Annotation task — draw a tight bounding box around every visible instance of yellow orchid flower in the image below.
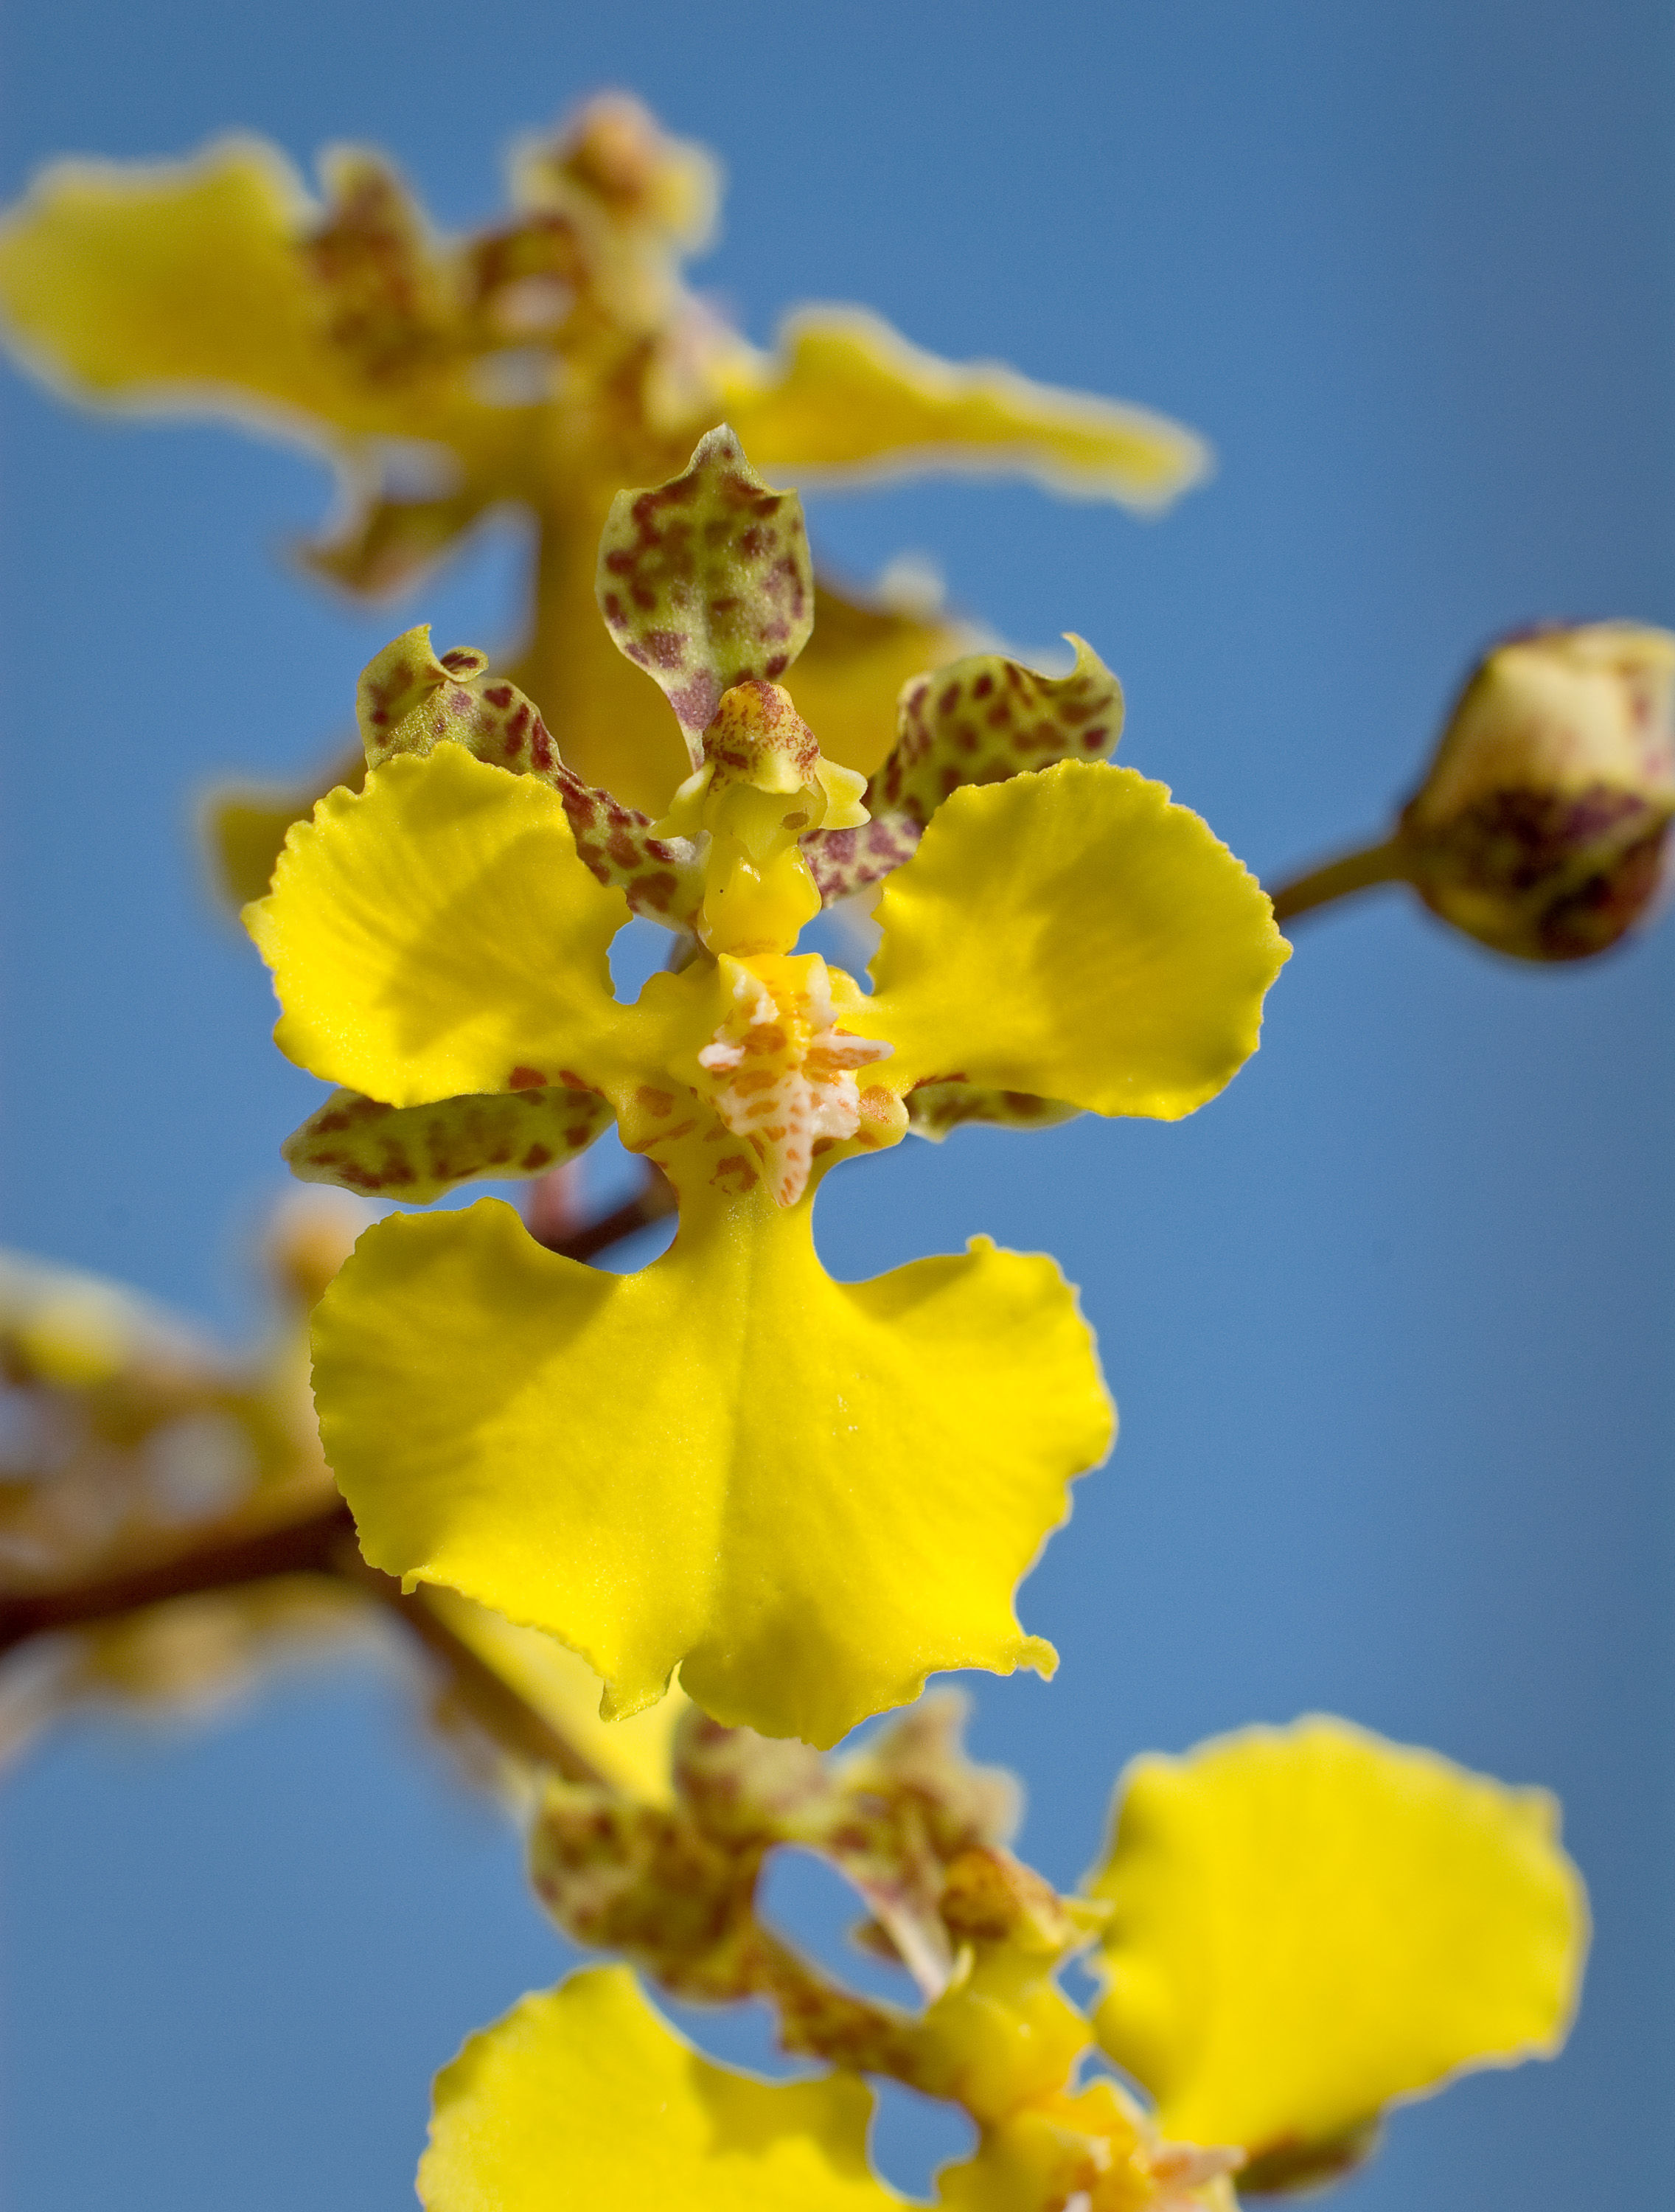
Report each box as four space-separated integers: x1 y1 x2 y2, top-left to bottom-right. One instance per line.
0 91 1209 869
244 427 1286 1747
419 1707 1586 2210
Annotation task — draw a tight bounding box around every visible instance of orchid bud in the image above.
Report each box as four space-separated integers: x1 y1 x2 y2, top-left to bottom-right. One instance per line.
1399 623 1675 960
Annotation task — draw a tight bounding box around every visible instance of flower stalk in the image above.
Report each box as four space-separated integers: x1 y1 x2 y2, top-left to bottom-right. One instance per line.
1267 835 1411 925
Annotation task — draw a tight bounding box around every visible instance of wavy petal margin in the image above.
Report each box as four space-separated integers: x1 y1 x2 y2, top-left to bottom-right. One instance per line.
804 638 1124 903
723 307 1209 509
1087 1717 1589 2172
420 1966 902 2211
245 747 632 1108
313 1189 1111 1746
863 761 1289 1118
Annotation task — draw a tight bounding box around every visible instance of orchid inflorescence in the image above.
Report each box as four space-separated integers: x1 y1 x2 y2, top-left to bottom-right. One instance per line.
0 86 1643 2212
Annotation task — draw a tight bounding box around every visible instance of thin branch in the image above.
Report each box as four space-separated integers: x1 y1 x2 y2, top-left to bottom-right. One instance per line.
334 1545 610 1787
0 1139 675 1781
1267 834 1411 925
533 1165 676 1262
0 1496 612 1787
0 1499 355 1655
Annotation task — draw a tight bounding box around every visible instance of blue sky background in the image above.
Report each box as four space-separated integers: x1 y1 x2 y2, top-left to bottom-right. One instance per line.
1 2 1672 2206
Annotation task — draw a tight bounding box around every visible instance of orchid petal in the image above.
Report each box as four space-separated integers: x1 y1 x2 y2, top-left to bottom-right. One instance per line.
312 1186 1110 1747
724 308 1208 512
863 762 1287 1119
244 746 632 1108
419 1967 902 2212
1089 1717 1589 2177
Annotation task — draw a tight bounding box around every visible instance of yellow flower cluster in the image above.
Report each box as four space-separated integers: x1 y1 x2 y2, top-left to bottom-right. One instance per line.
0 86 1601 2212
421 1703 1584 2212
0 1242 1591 2212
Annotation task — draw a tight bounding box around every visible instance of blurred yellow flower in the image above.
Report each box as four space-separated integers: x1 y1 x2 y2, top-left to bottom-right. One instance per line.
422 1711 1585 2211
1088 1716 1589 2189
0 91 1208 866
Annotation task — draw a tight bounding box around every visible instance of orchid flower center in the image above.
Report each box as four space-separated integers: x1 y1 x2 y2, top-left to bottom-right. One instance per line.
652 680 886 1203
694 952 892 1206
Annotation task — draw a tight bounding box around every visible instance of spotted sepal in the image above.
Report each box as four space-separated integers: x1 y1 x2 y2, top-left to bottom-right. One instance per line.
354 625 705 931
300 487 489 597
905 1083 1081 1142
595 425 814 761
803 636 1123 902
283 1084 614 1203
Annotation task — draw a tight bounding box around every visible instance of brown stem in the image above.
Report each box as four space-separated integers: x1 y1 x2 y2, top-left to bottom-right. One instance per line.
745 1924 927 2084
0 1499 355 1655
0 1496 610 1784
532 1164 676 1262
1267 834 1412 925
335 1547 609 1787
0 1175 669 1769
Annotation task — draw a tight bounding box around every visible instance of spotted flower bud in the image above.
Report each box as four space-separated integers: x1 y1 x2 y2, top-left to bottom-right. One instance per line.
1399 624 1675 961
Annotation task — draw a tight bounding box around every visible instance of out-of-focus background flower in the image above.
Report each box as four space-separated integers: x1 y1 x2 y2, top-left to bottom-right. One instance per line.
1 3 1671 2206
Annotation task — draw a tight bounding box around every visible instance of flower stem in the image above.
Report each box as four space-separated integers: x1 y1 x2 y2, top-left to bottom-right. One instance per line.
0 1497 607 1784
529 1164 676 1261
341 1551 610 1787
1267 835 1412 925
0 1175 671 1780
745 1925 925 2082
0 1497 354 1655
